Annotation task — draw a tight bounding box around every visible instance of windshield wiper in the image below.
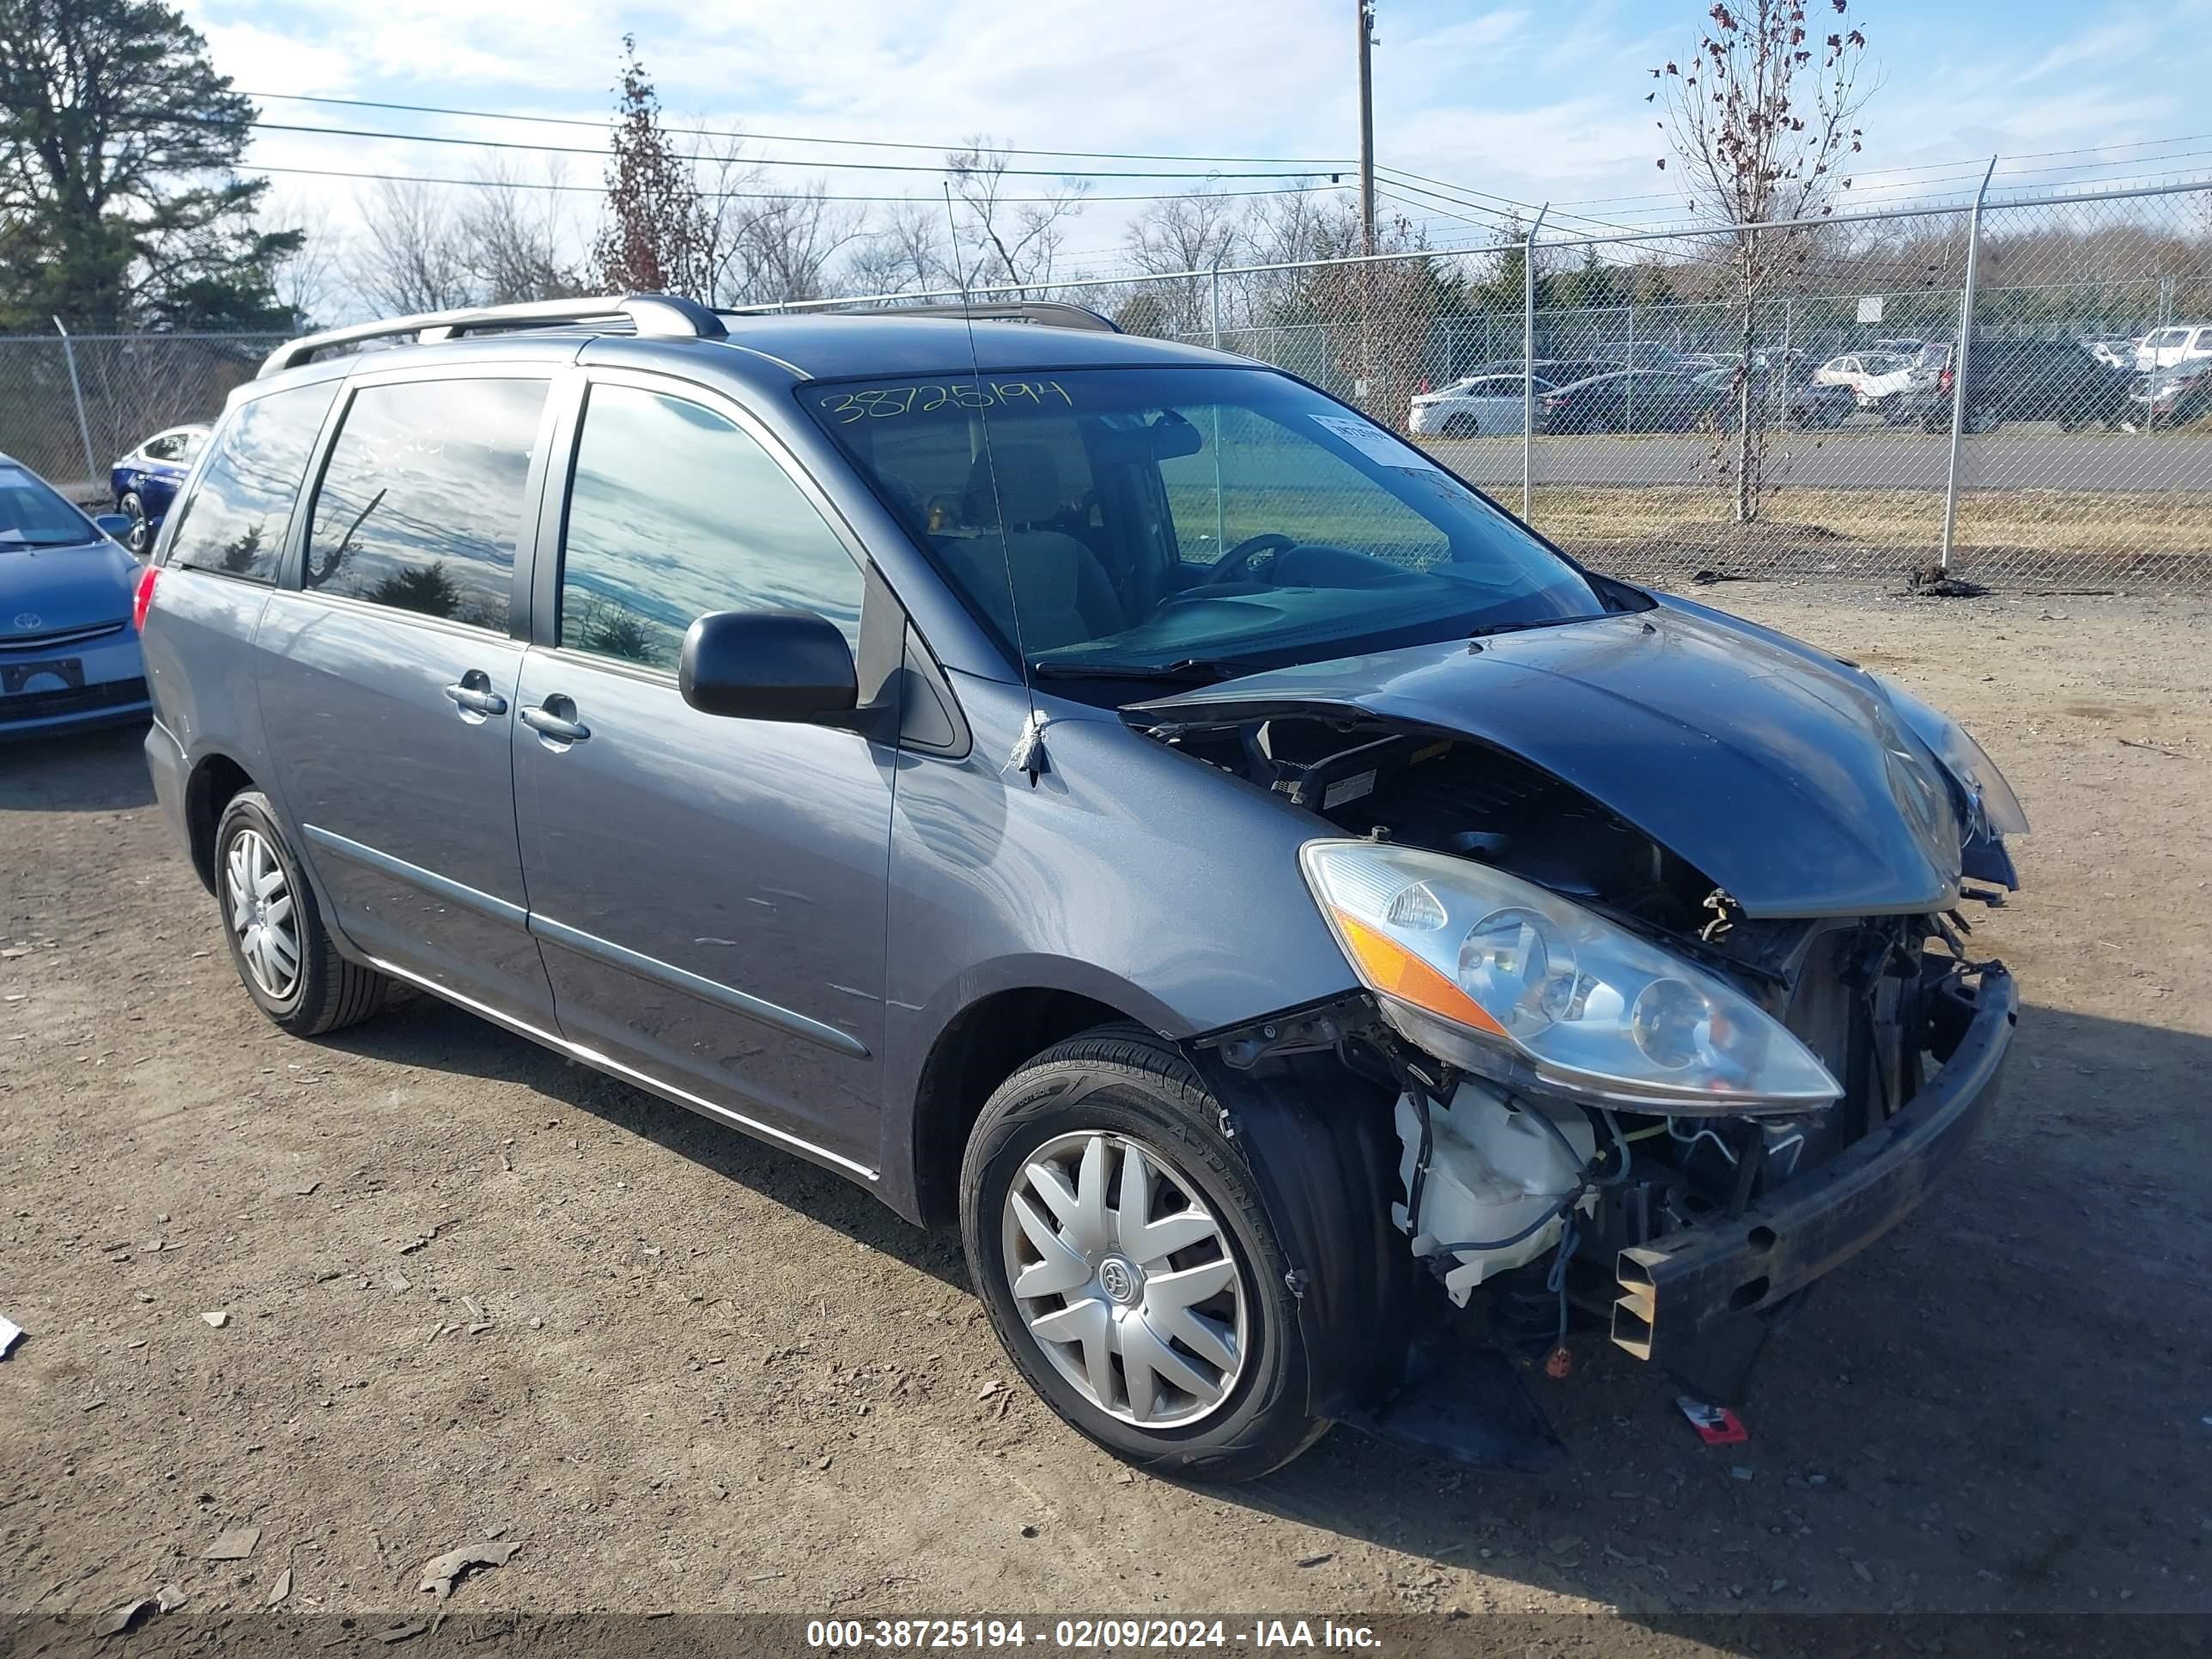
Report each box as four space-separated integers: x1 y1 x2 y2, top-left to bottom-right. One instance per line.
1030 656 1274 685
1466 612 1607 641
0 532 91 548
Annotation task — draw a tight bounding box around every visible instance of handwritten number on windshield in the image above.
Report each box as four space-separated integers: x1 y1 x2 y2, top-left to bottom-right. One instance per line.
818 382 1073 423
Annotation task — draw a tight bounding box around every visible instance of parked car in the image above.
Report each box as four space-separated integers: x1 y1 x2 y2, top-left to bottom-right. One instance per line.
2131 324 2212 374
2132 357 2212 428
1869 336 1924 358
2083 337 2140 371
1408 361 1613 436
111 423 212 557
1537 368 1728 433
140 294 2025 1481
2 453 149 740
1812 351 1911 396
1693 367 1856 429
1907 338 2138 433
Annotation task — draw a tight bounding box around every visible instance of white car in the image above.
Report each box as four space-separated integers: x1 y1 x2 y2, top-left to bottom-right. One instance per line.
1813 352 1911 396
2133 324 2212 374
1408 373 1554 437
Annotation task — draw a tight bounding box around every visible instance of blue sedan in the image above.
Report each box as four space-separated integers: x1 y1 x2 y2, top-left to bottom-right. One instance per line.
110 423 210 556
3 453 149 740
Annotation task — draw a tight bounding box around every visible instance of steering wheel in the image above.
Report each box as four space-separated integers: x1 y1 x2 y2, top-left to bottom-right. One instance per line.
1205 532 1297 586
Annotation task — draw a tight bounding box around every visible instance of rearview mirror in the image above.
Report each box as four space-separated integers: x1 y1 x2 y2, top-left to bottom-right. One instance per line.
1147 411 1203 459
679 609 858 723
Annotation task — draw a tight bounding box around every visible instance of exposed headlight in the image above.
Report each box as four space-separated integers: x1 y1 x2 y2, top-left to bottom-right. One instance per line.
1874 678 2029 837
1300 841 1842 1115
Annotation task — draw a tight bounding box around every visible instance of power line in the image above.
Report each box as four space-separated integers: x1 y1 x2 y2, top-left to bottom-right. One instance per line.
240 159 1353 208
240 118 1342 180
239 89 1360 168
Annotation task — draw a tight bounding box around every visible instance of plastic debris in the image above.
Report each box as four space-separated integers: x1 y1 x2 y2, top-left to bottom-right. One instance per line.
0 1313 22 1359
200 1310 229 1328
92 1597 155 1638
203 1525 260 1560
418 1538 519 1599
267 1567 293 1607
1677 1394 1750 1446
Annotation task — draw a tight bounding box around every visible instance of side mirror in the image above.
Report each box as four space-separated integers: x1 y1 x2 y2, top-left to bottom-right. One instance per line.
678 609 858 724
93 513 133 542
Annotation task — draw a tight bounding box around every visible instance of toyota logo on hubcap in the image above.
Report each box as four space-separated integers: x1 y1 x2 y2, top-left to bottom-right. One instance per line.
1097 1257 1141 1305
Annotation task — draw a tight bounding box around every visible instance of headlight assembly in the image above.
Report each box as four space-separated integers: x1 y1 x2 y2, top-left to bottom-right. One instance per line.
1875 678 2029 838
1300 840 1841 1115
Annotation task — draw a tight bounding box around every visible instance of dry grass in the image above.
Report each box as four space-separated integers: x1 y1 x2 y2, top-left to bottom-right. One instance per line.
1525 484 2212 556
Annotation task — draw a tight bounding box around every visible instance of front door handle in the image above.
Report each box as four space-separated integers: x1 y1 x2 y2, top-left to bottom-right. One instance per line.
443 670 508 720
520 698 590 744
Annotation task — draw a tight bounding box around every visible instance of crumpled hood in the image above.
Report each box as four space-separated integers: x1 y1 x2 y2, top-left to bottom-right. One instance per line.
1132 597 1965 918
0 537 139 635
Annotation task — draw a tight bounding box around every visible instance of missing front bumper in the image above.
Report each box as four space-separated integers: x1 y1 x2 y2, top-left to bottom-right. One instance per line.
1610 963 2017 1381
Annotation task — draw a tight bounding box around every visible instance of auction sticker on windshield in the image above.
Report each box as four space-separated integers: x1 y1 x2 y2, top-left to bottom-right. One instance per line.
1310 412 1441 472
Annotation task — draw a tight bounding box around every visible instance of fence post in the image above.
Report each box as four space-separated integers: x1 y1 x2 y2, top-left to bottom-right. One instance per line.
52 317 100 491
1776 298 1793 422
1522 204 1548 521
1938 158 1997 574
1625 296 1638 427
1209 266 1222 350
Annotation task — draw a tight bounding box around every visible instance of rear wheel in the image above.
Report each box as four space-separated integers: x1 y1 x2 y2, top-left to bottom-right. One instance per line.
960 1026 1327 1482
119 491 150 556
213 791 397 1037
1440 411 1480 438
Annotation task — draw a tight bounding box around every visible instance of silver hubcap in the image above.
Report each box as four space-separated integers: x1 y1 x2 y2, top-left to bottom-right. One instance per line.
1002 1131 1248 1429
226 829 300 1000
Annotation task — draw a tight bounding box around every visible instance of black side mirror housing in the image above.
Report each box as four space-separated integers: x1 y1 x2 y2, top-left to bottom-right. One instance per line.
678 609 859 724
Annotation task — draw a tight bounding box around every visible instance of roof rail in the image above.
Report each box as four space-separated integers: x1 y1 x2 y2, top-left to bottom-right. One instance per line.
762 300 1121 334
256 293 726 379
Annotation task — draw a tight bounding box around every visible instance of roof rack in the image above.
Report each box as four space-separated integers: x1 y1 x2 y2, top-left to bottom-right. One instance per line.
757 300 1121 334
256 293 726 379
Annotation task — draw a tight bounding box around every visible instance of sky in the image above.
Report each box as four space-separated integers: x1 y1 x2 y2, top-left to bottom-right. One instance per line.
179 0 2212 290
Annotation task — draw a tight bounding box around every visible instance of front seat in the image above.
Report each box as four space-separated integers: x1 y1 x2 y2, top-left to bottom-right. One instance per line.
961 446 1125 653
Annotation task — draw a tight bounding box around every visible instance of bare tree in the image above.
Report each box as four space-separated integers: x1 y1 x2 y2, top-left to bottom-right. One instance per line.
725 185 862 309
355 178 473 315
459 159 584 304
846 197 951 296
593 35 713 296
265 191 346 327
945 139 1089 295
1651 0 1875 522
1121 187 1246 333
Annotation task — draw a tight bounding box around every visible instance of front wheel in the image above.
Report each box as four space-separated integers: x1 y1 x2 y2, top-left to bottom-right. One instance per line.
213 791 398 1036
960 1027 1326 1482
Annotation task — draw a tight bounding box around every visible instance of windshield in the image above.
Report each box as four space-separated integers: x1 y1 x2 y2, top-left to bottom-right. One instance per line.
806 367 1601 679
0 466 94 548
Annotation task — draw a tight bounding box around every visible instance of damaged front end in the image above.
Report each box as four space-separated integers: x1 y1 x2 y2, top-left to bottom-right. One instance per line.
1162 619 2024 1464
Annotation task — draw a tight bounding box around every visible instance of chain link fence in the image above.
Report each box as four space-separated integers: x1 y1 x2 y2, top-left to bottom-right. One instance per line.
0 330 283 499
7 178 2208 592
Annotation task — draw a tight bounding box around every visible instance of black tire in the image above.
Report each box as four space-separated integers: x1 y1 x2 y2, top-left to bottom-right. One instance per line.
1440 412 1480 439
119 490 150 556
212 791 396 1037
959 1024 1328 1483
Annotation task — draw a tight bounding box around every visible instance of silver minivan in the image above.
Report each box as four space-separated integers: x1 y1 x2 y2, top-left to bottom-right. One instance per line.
138 294 2023 1480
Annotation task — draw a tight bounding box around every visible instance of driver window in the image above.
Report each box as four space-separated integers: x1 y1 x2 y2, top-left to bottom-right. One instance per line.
1156 405 1449 573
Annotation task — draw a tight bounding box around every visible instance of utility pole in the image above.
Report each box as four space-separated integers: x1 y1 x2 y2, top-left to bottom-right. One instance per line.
1356 0 1376 255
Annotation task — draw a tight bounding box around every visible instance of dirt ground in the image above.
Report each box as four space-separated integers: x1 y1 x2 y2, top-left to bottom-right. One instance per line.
4 584 2211 1648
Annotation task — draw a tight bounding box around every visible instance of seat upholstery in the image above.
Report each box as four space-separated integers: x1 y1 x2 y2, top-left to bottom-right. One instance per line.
959 447 1126 653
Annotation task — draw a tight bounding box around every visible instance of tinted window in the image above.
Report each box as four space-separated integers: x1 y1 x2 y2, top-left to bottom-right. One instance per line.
164 383 338 583
141 433 183 462
557 383 862 672
305 378 548 632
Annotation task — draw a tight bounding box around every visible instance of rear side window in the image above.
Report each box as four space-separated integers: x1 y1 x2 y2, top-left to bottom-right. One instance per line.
164 383 338 583
141 433 183 462
305 378 549 633
556 382 862 672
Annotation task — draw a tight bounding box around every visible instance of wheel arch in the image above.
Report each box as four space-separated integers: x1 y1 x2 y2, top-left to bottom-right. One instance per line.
903 984 1150 1227
184 748 258 894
